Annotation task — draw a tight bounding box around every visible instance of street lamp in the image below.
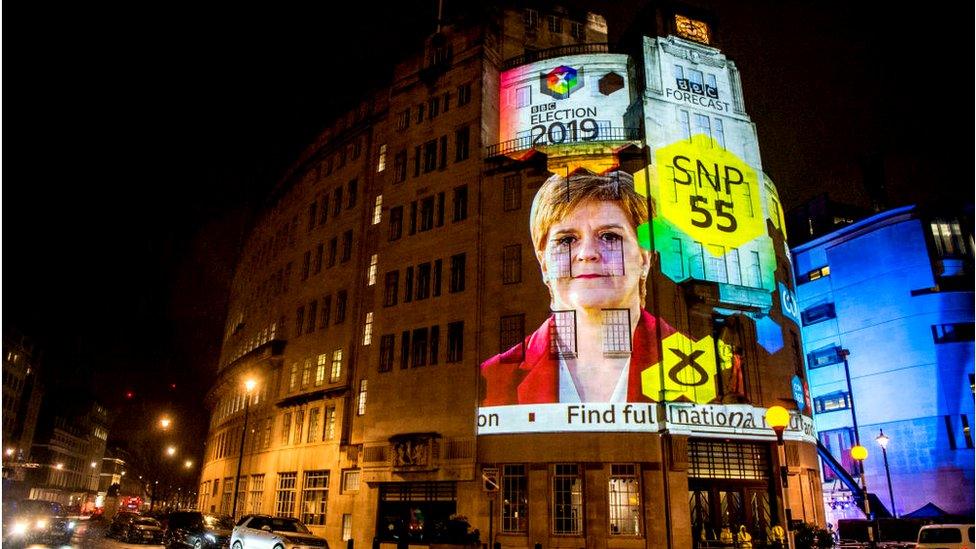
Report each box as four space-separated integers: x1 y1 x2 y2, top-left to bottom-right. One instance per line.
160 417 172 430
184 460 193 469
166 446 177 457
230 378 257 519
876 430 896 518
765 405 793 549
850 445 874 545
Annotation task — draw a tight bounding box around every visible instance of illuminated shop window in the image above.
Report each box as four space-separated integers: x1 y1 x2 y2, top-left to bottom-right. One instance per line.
549 310 578 359
932 323 975 344
499 314 526 361
501 464 527 533
368 254 378 286
813 391 851 413
363 312 374 346
357 380 367 415
378 335 395 372
307 408 320 443
324 406 336 440
687 439 768 480
806 345 843 369
275 472 298 517
801 303 835 326
609 464 640 535
603 309 632 356
331 350 343 382
503 244 522 284
551 464 583 535
301 471 329 525
377 144 387 172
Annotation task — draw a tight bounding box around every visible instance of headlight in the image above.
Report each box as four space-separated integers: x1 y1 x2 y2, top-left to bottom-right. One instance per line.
205 533 217 543
35 518 48 529
12 521 29 535
68 521 77 530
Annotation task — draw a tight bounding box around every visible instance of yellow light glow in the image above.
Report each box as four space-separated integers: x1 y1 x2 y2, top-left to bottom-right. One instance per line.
765 406 790 430
244 379 257 392
850 445 868 461
166 446 176 456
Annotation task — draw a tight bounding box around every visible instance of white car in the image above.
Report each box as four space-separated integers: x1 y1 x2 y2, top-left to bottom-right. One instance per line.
230 514 328 549
916 524 975 549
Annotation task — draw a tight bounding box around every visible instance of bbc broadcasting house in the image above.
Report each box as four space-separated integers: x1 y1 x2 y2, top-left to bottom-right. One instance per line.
198 4 826 548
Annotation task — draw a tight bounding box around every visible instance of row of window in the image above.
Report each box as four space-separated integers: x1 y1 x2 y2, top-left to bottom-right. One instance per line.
394 83 472 131
498 310 633 359
388 186 468 240
497 463 640 536
523 9 585 39
391 127 470 183
383 254 466 306
665 238 764 288
307 180 358 233
300 230 354 280
294 292 348 337
280 405 339 447
376 321 465 371
287 351 344 392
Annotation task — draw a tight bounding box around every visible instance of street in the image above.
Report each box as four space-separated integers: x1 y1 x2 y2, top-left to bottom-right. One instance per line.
13 519 165 549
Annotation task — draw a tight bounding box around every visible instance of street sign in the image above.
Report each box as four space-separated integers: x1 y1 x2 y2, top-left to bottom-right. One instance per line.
482 467 499 492
791 375 805 413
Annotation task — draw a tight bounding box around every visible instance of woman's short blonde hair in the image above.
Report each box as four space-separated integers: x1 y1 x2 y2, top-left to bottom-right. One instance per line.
529 170 649 254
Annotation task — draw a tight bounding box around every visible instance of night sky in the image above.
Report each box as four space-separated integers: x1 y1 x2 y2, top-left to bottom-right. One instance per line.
5 1 968 460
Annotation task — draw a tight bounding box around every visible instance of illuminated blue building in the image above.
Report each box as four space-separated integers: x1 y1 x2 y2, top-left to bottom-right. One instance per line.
792 205 974 521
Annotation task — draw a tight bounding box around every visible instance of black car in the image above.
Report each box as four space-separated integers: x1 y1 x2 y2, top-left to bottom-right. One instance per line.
2 499 75 547
107 511 141 538
120 516 165 544
165 511 234 549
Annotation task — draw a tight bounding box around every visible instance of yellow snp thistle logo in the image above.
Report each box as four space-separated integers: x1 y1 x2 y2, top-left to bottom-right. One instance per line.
654 135 763 251
641 332 731 403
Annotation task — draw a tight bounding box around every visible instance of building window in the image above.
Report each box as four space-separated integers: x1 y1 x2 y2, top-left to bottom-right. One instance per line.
314 243 324 273
930 219 970 257
308 202 318 232
288 363 299 392
524 8 539 29
336 291 347 324
342 470 361 493
450 253 466 293
417 262 432 299
393 150 408 183
436 192 446 227
295 307 305 338
687 439 769 480
801 303 835 326
806 345 843 369
307 408 320 443
301 471 329 526
321 295 332 329
455 126 470 162
396 110 410 131
547 14 562 32
412 328 429 367
609 464 640 535
389 206 403 241
373 196 383 225
328 237 338 267
404 266 414 302
551 464 582 535
420 196 435 231
932 323 975 344
315 354 327 386
324 406 337 440
384 271 399 307
433 259 443 297
357 380 368 415
302 251 311 281
275 473 297 517
503 174 522 211
457 82 472 106
423 139 438 173
416 102 426 124
301 359 313 388
814 391 851 413
342 514 353 541
453 185 468 221
430 325 440 364
331 350 343 382
409 201 418 235
400 330 411 369
221 477 234 515
368 254 378 286
377 144 387 172
347 179 358 208
379 334 395 372
319 195 330 225
440 135 448 169
499 314 525 358
550 310 578 358
799 265 831 284
333 187 343 216
428 96 440 118
342 230 353 262
502 464 527 533
569 20 584 39
293 409 305 444
249 474 264 514
502 245 522 284
603 309 632 356
363 312 374 345
307 301 317 333
447 321 464 362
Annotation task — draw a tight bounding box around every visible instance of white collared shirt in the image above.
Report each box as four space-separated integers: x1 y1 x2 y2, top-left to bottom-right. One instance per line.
558 357 630 403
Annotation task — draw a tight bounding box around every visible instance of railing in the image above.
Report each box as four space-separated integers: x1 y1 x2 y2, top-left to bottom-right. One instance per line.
501 43 610 70
486 126 640 157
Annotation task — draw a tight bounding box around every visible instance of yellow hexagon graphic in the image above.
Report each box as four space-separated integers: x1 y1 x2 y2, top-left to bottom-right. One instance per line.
654 135 763 250
641 332 731 403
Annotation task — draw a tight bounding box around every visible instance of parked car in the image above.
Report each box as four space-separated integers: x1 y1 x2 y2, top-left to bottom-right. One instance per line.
231 514 328 549
107 511 141 538
118 516 165 544
2 499 76 547
917 524 975 549
165 511 234 548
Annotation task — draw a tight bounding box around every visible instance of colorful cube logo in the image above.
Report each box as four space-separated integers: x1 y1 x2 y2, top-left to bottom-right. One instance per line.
540 65 584 99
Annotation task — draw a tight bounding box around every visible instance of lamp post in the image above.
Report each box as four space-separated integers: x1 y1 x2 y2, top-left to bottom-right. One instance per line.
875 430 895 518
230 378 256 520
765 405 793 549
851 445 874 546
